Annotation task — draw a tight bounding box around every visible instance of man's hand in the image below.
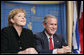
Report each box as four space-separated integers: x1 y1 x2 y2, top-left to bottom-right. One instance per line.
57 46 71 53
57 48 65 53
62 46 72 53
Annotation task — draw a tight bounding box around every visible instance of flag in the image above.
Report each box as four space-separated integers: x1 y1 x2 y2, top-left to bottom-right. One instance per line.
78 1 83 53
72 1 80 54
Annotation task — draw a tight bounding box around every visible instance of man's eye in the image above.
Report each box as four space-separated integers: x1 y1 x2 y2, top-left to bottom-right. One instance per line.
50 24 53 25
55 24 57 25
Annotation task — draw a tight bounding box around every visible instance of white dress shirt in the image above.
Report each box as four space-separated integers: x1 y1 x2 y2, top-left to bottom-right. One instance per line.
45 31 57 54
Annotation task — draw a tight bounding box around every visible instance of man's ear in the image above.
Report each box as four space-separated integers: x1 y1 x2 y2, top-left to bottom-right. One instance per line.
43 23 46 28
10 18 14 23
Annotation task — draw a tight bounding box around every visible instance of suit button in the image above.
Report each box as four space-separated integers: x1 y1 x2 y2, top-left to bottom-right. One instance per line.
19 46 22 49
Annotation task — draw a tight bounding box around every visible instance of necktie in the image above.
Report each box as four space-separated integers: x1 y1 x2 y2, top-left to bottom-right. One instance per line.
49 36 53 50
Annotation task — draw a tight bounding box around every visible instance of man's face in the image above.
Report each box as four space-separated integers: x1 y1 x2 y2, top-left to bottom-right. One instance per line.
43 18 57 36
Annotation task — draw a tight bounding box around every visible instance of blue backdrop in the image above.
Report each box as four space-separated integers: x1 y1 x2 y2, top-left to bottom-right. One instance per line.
1 1 67 43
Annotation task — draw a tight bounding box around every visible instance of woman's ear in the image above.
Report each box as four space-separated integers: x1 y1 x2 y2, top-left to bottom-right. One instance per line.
10 18 14 23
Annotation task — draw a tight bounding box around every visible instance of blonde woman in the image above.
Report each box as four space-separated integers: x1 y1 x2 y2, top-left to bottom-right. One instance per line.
1 8 38 54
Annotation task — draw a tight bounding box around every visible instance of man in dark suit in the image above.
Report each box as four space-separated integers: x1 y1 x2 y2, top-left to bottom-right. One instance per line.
34 15 71 54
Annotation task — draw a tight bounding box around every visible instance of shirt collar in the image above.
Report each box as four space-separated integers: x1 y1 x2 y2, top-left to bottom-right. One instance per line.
45 31 53 39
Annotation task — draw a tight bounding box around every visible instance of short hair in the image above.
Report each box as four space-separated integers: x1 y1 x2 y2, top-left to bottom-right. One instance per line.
8 8 26 26
43 14 57 24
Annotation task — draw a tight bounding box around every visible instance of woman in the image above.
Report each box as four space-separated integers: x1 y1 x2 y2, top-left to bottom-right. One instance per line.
1 8 38 54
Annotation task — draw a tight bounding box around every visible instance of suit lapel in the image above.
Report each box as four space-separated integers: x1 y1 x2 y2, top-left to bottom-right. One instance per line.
42 31 49 49
53 34 62 48
53 34 59 48
53 35 56 48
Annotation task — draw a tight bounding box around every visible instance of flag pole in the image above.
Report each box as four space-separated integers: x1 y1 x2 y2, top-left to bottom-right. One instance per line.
66 1 73 49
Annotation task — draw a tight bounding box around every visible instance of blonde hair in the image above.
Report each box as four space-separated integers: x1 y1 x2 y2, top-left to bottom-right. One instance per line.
8 8 26 26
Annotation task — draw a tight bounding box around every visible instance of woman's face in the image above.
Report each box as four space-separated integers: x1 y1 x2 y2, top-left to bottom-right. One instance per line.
11 12 26 27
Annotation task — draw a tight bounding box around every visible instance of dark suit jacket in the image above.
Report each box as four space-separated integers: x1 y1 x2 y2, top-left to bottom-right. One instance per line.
34 30 67 54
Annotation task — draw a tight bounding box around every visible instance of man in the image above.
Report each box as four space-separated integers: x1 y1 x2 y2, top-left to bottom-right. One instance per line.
34 15 71 54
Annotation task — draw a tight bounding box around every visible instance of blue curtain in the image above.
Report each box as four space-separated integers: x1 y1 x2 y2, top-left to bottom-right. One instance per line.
1 1 67 43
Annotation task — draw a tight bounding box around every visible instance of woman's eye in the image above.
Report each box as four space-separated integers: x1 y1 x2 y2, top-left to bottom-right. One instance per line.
18 15 21 17
24 16 26 18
